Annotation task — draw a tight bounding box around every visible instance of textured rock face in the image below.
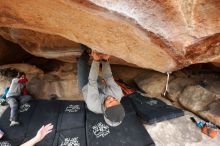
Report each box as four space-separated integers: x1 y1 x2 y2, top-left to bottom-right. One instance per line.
0 0 219 72
179 85 220 127
0 27 82 63
167 78 194 102
179 85 217 111
0 63 82 100
0 27 136 67
0 63 143 100
135 71 170 97
136 66 220 126
145 111 220 146
0 36 31 65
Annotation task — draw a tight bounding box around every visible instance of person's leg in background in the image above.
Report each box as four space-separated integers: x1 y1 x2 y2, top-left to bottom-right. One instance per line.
77 44 90 91
6 97 20 126
18 95 32 105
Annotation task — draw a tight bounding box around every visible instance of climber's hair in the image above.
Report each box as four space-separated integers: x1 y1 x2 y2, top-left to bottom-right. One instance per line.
17 72 26 78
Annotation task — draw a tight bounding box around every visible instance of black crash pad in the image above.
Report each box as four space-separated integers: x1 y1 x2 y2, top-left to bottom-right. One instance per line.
86 110 155 146
57 101 85 131
53 128 86 146
120 96 136 116
0 100 38 145
0 100 87 146
128 92 184 124
24 100 61 146
1 99 156 146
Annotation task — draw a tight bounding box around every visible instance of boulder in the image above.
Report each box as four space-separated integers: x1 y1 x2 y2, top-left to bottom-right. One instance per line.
167 77 195 102
135 71 173 97
0 0 219 72
179 85 220 126
0 75 12 95
0 27 139 67
145 111 220 146
0 64 43 75
111 65 147 83
179 85 217 111
0 27 82 63
0 64 42 96
0 63 83 100
199 99 220 127
0 63 144 100
201 80 220 95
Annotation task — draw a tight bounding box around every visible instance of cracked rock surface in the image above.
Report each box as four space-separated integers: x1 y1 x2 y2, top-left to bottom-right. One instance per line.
0 0 219 72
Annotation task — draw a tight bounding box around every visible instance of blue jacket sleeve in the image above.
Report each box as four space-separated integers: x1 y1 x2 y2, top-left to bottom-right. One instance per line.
1 87 9 99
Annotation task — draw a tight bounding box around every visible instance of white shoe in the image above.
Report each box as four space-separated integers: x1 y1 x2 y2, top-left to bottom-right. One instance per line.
10 121 20 127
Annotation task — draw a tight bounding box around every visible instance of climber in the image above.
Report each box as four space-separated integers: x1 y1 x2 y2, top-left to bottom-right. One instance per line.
77 45 125 127
6 72 32 127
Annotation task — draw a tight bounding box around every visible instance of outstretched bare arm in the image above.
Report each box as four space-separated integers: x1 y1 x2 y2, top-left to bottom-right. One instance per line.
20 123 53 146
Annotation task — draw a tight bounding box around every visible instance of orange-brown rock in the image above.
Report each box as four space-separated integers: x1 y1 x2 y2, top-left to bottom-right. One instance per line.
0 27 82 63
0 62 143 100
0 27 136 66
0 63 83 100
0 0 219 72
135 70 173 97
213 57 220 68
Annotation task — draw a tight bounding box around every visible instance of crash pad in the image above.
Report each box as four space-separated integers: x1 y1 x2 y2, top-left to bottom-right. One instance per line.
0 100 38 145
25 100 61 146
128 92 184 124
0 99 156 146
86 98 155 146
56 101 85 131
53 128 86 146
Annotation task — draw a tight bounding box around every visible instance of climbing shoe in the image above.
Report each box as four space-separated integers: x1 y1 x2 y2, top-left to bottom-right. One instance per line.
10 121 20 127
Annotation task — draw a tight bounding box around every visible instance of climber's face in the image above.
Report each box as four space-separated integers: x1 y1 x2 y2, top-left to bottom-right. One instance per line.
104 96 120 108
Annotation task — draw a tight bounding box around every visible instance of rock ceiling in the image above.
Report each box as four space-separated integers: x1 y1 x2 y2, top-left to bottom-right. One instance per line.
0 0 219 72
